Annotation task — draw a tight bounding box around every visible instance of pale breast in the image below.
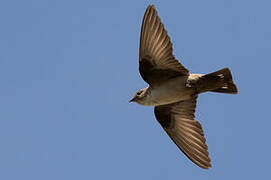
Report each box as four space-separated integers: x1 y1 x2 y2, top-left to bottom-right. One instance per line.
148 76 195 106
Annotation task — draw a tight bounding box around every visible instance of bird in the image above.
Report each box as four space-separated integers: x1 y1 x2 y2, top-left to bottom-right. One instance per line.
129 5 238 169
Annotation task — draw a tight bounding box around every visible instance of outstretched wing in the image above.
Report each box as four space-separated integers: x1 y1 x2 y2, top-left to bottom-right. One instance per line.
139 5 189 86
154 96 211 169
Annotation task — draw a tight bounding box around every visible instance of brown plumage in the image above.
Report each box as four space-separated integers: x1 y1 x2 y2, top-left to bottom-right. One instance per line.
139 5 189 86
130 5 238 169
154 96 211 169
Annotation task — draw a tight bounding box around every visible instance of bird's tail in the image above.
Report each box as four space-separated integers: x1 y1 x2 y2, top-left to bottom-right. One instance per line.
196 68 238 94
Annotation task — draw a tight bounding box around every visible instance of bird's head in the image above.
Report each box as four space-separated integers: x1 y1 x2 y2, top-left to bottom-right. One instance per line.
129 87 149 105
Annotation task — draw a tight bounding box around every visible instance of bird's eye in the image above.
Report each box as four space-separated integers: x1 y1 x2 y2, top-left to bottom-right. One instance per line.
137 91 141 95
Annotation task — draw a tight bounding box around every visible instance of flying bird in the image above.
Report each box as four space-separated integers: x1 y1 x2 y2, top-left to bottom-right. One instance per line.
130 5 238 169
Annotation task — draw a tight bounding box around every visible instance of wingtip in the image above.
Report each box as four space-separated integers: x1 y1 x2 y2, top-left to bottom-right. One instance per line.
147 4 156 10
198 161 212 170
205 163 212 170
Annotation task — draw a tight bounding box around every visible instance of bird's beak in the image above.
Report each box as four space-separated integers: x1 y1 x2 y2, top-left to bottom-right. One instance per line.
129 97 136 103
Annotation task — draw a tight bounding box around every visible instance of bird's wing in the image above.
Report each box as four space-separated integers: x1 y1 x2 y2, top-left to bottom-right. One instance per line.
139 5 189 86
154 96 211 169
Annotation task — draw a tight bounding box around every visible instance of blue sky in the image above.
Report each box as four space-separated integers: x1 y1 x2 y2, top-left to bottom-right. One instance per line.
0 0 270 179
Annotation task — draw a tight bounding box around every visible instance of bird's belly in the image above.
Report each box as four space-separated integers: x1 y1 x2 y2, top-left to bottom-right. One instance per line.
150 77 194 106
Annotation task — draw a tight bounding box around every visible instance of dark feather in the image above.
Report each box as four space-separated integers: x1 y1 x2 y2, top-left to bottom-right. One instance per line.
139 5 189 86
154 97 212 169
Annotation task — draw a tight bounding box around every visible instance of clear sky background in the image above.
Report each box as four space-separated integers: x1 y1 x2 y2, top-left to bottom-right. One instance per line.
0 0 270 179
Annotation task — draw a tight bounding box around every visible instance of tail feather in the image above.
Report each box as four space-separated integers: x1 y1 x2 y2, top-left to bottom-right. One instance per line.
197 68 238 94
